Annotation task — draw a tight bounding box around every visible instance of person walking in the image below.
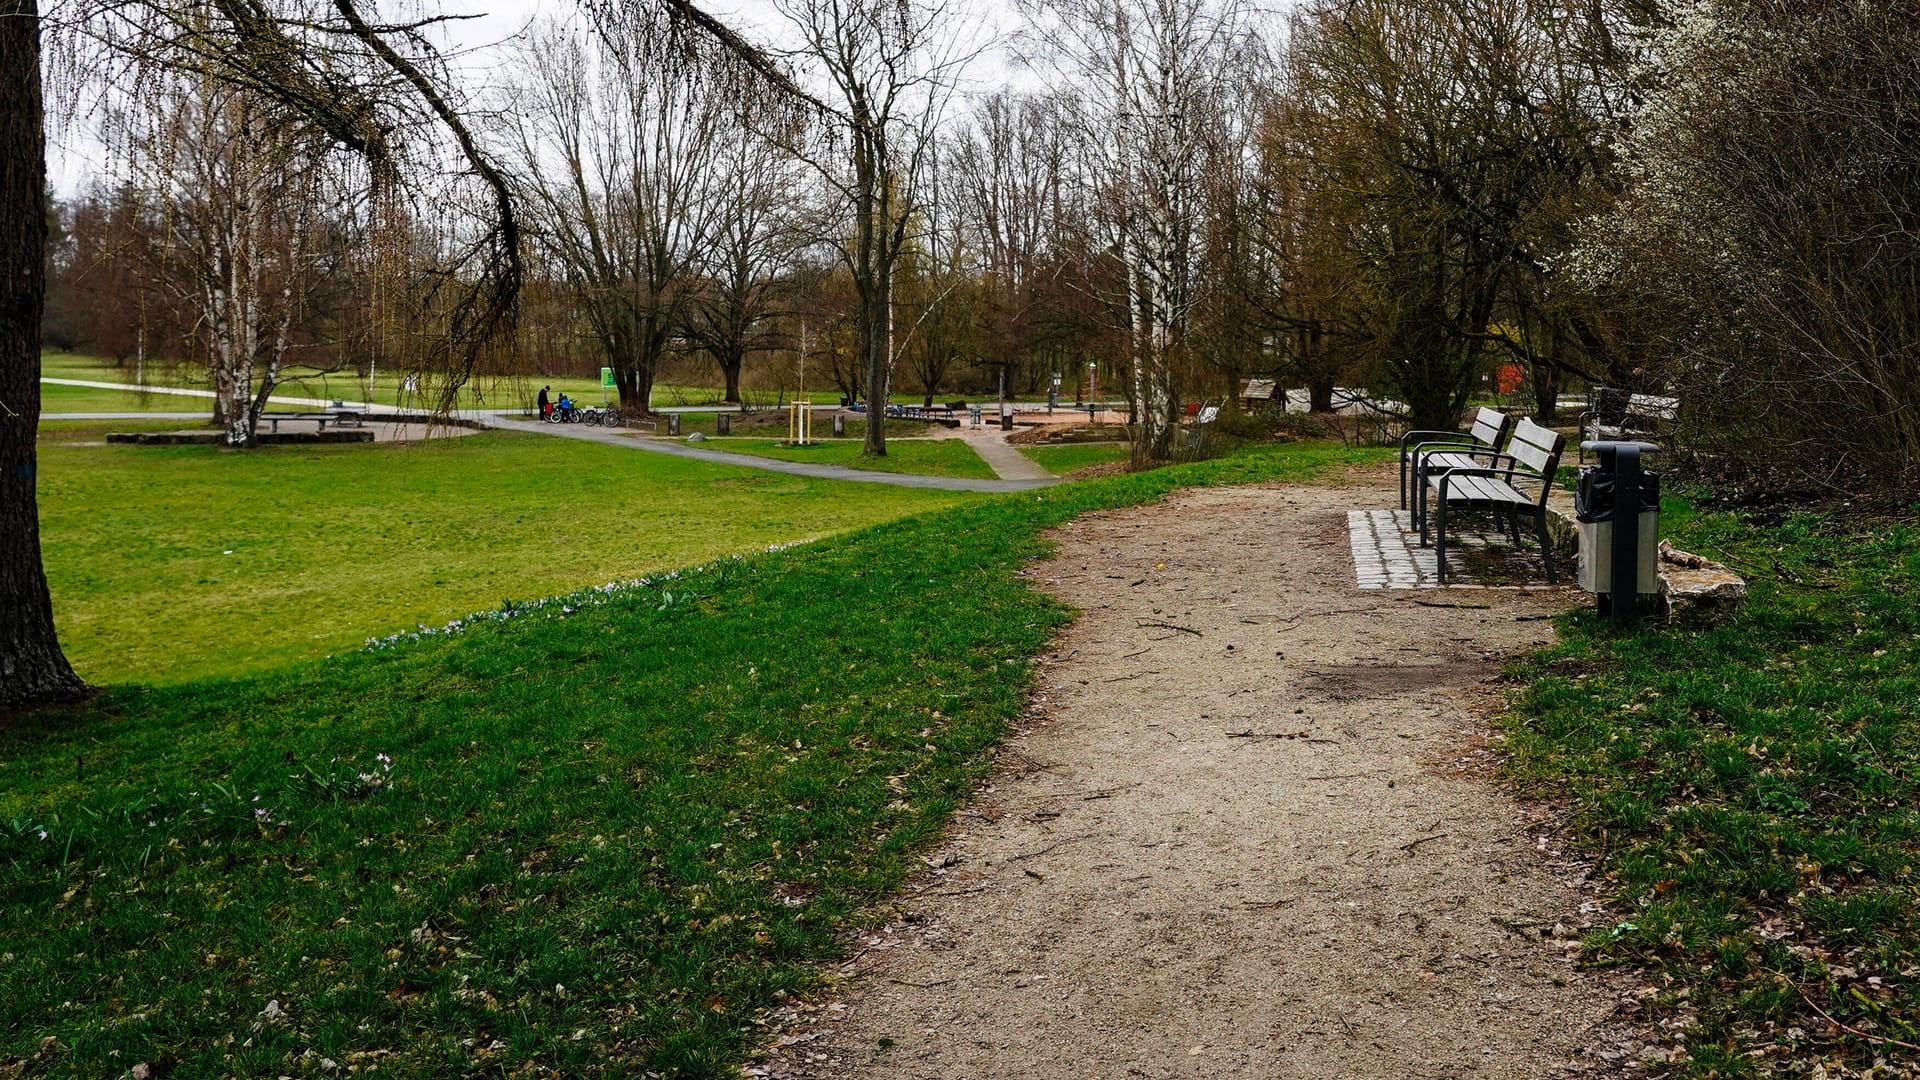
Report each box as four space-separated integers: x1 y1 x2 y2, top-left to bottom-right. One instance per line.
538 385 551 420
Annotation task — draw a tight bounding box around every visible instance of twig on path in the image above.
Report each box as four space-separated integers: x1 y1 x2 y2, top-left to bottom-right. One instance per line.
1305 772 1372 781
1136 619 1203 636
1102 670 1159 682
1079 784 1141 800
1411 599 1492 610
1271 607 1383 632
1120 648 1151 659
1398 833 1450 853
1242 896 1298 909
1023 868 1045 881
888 977 956 989
1008 838 1077 862
1225 729 1312 740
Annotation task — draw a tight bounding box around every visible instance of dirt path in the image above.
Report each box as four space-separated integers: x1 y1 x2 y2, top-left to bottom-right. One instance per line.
759 474 1631 1079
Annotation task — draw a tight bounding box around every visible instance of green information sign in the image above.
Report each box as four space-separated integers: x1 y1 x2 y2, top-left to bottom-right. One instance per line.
601 367 615 388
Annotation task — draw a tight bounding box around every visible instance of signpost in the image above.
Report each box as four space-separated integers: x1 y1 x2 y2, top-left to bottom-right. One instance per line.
600 366 614 407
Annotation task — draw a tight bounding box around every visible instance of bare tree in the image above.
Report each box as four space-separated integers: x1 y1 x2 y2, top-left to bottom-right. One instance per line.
1023 0 1250 465
2 0 796 708
501 14 729 416
679 115 801 404
766 0 971 456
946 92 1070 401
115 77 335 445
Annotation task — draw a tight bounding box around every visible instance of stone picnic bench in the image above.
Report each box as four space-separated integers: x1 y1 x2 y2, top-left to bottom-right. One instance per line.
256 407 368 435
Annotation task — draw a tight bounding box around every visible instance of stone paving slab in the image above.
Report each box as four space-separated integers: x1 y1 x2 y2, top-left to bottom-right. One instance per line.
1347 509 1559 591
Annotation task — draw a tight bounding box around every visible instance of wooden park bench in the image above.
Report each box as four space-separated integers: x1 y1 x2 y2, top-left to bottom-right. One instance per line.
1398 406 1514 513
1420 416 1567 585
1578 389 1678 463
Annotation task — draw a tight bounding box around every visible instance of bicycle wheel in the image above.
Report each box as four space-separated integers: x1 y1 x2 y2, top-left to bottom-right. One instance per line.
544 410 560 424
601 408 623 428
581 408 601 425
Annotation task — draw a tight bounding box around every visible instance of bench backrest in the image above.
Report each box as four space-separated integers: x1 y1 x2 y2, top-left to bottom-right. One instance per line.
1467 406 1511 447
1509 417 1566 482
1627 394 1680 423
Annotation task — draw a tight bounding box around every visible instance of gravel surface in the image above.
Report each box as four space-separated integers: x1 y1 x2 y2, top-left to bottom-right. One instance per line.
755 474 1638 1079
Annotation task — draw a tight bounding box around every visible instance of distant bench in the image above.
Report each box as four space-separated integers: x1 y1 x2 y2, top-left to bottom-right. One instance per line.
1578 389 1677 462
257 408 367 434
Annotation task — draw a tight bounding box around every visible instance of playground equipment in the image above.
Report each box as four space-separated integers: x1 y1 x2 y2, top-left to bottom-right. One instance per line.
788 399 813 445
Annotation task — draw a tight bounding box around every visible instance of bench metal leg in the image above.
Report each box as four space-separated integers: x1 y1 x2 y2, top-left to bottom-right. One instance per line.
1535 510 1555 583
1435 499 1449 584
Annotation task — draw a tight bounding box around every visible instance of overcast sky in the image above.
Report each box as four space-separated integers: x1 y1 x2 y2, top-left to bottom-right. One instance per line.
426 0 1038 100
47 0 1036 193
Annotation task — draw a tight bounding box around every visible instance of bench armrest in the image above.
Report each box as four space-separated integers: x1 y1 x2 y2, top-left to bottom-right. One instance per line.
1399 429 1471 453
1410 440 1499 467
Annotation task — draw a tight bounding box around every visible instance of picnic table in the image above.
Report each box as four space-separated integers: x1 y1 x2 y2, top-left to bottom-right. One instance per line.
256 407 369 434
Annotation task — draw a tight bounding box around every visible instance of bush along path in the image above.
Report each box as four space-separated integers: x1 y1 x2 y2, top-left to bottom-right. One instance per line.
755 473 1638 1079
1502 503 1920 1076
0 444 1369 1079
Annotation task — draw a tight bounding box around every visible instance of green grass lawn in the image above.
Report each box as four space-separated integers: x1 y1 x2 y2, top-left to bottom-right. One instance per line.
39 374 323 415
0 441 1377 1080
1019 442 1129 474
694 437 997 480
36 424 975 685
1503 498 1920 1074
41 351 1058 414
38 382 205 414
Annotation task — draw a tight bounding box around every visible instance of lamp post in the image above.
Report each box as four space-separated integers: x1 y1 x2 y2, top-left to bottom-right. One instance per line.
1086 361 1097 424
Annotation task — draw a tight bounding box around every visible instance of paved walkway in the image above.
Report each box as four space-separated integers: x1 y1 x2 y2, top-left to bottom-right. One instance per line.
1347 509 1559 591
937 424 1055 482
483 416 1057 494
44 378 1058 494
44 412 208 421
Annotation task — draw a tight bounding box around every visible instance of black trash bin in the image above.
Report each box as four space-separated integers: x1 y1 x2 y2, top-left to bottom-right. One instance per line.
1576 440 1662 623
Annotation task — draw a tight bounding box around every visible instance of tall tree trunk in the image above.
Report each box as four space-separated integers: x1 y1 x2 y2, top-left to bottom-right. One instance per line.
862 269 888 456
1 0 89 709
719 348 743 404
